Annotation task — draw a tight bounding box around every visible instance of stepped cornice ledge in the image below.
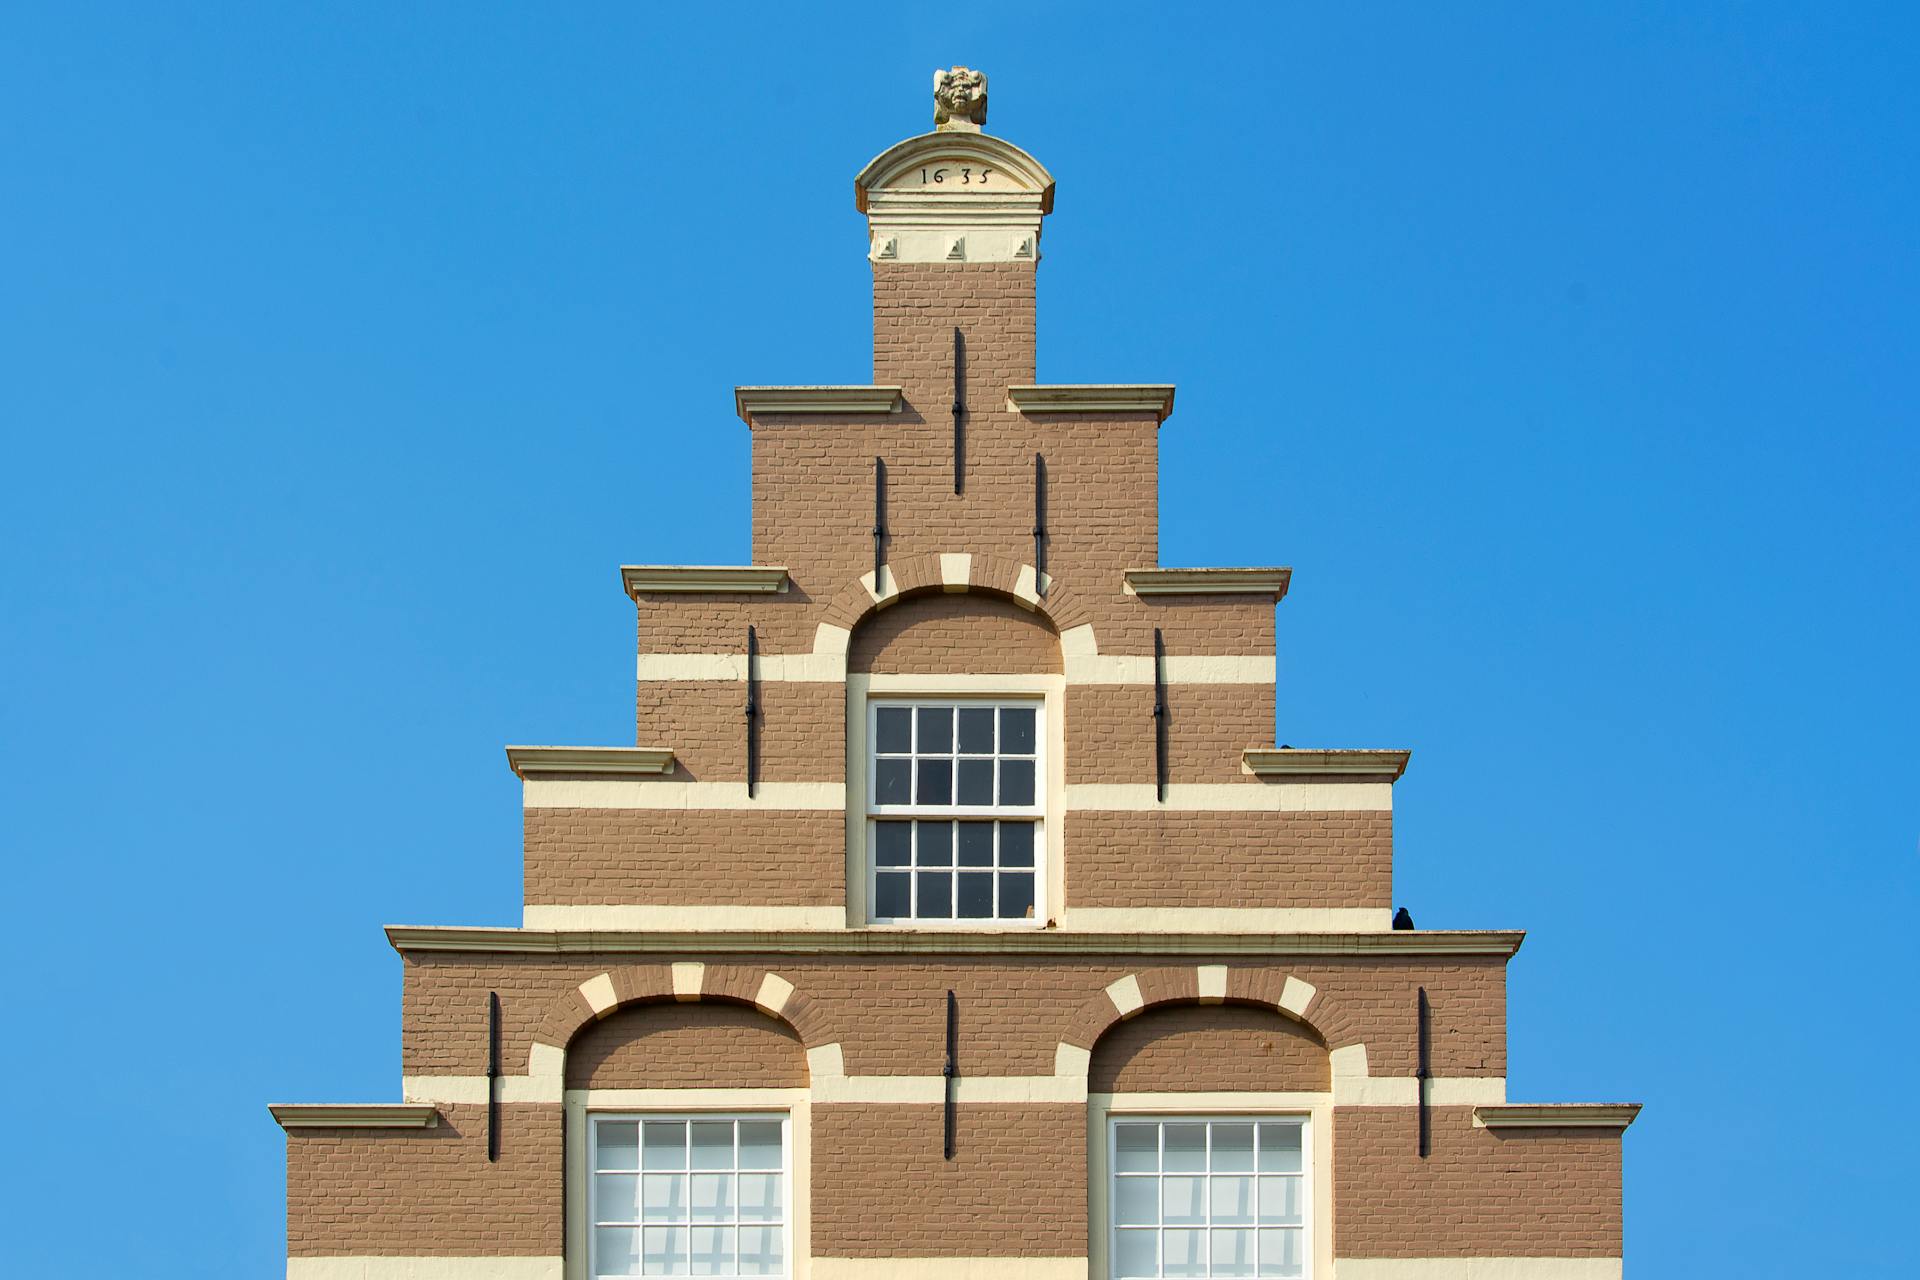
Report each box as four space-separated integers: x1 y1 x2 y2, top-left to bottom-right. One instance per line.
1125 567 1292 598
734 385 903 422
384 926 1525 959
1243 749 1411 781
621 565 791 596
1474 1103 1642 1132
506 746 676 779
269 1104 440 1131
1007 384 1175 420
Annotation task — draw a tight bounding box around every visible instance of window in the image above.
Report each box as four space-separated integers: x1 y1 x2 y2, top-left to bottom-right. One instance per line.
590 1114 789 1278
1110 1117 1309 1279
867 699 1042 923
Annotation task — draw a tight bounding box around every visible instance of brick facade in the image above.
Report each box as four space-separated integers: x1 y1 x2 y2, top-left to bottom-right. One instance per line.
277 78 1635 1280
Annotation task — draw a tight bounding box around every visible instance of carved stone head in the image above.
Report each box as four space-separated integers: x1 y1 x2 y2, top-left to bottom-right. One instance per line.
933 66 988 132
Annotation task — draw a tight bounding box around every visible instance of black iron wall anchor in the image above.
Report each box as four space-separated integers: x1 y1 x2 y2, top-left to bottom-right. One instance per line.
872 457 888 587
745 627 760 799
1415 987 1432 1159
1032 453 1047 592
486 991 501 1163
942 989 958 1160
1152 629 1169 802
951 327 966 495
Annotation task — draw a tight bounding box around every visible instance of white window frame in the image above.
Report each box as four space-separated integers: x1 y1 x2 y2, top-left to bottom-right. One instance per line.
864 695 1047 927
1106 1114 1313 1280
587 1111 793 1280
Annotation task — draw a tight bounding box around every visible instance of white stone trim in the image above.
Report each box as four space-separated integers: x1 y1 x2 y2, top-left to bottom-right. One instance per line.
401 1075 563 1106
1093 1090 1329 1110
566 1087 807 1107
1243 748 1410 780
733 385 903 419
1123 567 1291 597
938 552 973 589
1280 975 1318 1015
1196 964 1228 1003
1007 384 1175 420
810 1075 1087 1105
1104 974 1145 1017
670 962 705 1001
1010 564 1050 607
621 565 790 595
631 652 1276 686
635 653 846 682
1064 907 1393 934
860 564 900 604
754 972 796 1015
521 780 844 810
805 1043 845 1080
522 905 847 931
1342 1077 1509 1107
1065 654 1276 685
506 746 675 779
527 1041 565 1086
288 1260 563 1279
269 1104 439 1130
1059 623 1099 658
812 623 851 656
863 673 1062 692
577 973 617 1016
1334 1262 1622 1280
1064 782 1393 812
1054 1043 1091 1078
813 1261 1086 1280
1474 1103 1639 1130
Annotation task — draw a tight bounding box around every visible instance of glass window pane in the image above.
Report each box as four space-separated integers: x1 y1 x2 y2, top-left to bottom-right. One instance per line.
956 759 994 805
1000 707 1036 754
642 1225 687 1275
998 759 1035 806
596 1225 642 1276
1211 1174 1255 1224
1115 1123 1160 1172
1164 1123 1207 1172
739 1224 784 1276
1257 1124 1303 1173
1115 1176 1159 1225
642 1174 687 1222
737 1173 782 1222
1258 1227 1304 1277
1213 1123 1256 1172
689 1122 733 1170
1163 1227 1206 1278
999 821 1035 867
874 872 910 918
917 821 953 866
916 759 952 805
875 706 911 754
957 872 994 918
599 1121 640 1171
690 1173 733 1222
1163 1174 1205 1225
1212 1228 1256 1277
917 706 953 752
999 871 1035 920
1114 1228 1158 1278
598 1172 642 1223
957 707 995 753
689 1225 733 1276
916 870 952 918
957 822 994 866
643 1122 687 1169
737 1122 781 1170
1258 1176 1303 1226
875 758 911 805
875 821 911 866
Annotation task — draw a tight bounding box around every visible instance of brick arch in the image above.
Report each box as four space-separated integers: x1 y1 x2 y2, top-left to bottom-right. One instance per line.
1052 965 1355 1080
813 552 1099 654
527 963 831 1074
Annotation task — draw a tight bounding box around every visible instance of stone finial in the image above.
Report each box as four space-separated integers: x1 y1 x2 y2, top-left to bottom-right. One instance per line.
933 66 988 132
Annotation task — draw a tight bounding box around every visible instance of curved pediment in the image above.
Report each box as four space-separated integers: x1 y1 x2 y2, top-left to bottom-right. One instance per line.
855 132 1055 214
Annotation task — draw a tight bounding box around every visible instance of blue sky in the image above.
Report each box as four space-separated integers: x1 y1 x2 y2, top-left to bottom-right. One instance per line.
2 3 1915 1275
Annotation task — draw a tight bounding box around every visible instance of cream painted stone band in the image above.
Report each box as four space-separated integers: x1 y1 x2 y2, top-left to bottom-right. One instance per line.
522 905 847 931
635 652 1276 685
287 1259 562 1279
813 1259 1087 1280
521 780 844 810
1065 782 1393 812
1335 1261 1622 1280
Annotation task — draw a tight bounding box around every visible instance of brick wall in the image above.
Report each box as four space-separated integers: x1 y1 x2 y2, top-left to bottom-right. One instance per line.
565 1001 807 1090
1088 1003 1330 1093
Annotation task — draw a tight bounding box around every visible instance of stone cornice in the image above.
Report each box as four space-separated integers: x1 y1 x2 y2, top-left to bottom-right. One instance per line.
1243 749 1411 782
734 386 903 422
505 746 676 780
385 926 1525 959
1124 567 1293 598
1007 385 1175 421
1474 1103 1642 1131
621 565 791 596
269 1104 440 1131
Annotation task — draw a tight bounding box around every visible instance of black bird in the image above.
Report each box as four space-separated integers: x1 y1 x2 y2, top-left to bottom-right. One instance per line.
1392 906 1415 930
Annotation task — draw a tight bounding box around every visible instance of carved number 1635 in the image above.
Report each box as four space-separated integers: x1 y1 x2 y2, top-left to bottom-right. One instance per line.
921 167 992 184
